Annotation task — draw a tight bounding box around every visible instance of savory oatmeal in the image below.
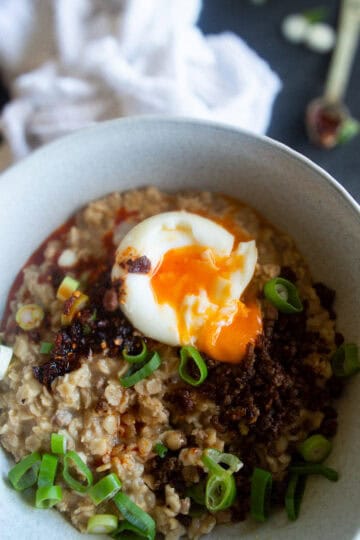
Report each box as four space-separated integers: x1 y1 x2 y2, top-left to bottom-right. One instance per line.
0 187 353 539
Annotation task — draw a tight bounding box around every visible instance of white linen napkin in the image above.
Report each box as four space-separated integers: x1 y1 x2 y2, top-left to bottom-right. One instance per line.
0 0 281 160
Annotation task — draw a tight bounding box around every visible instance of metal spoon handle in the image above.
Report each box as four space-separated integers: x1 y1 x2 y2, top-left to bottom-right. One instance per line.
324 0 360 103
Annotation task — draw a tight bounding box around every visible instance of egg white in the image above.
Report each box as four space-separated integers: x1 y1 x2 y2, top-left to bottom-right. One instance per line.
112 211 257 346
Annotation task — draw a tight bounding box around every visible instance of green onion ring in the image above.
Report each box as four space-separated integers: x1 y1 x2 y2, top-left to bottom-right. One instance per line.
202 448 243 476
123 340 148 363
87 514 119 534
250 467 273 522
285 473 307 521
38 454 58 487
290 463 339 482
35 485 63 508
88 473 122 505
113 491 156 540
15 304 44 331
56 275 80 301
298 434 332 463
8 452 41 491
120 352 161 388
51 433 67 455
331 343 360 377
62 451 93 493
178 346 208 386
39 342 54 354
205 473 236 512
264 277 303 314
154 442 168 458
112 520 151 539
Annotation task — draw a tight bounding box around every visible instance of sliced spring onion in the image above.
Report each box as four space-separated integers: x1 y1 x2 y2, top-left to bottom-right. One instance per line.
123 340 148 363
61 291 89 326
331 343 360 377
112 520 151 539
62 451 93 493
35 485 63 508
15 304 44 331
113 491 156 540
87 514 118 534
178 346 208 386
0 344 13 380
88 473 122 505
264 277 303 314
154 442 168 458
205 472 236 512
201 448 243 476
303 6 328 24
250 467 273 522
38 454 58 487
56 276 80 301
285 473 307 521
40 342 54 354
120 352 161 388
337 118 360 145
186 480 206 505
82 323 92 335
51 433 67 455
290 463 338 482
298 434 332 463
8 452 41 491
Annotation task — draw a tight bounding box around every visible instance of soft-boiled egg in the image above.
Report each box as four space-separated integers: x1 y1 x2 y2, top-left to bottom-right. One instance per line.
112 211 262 363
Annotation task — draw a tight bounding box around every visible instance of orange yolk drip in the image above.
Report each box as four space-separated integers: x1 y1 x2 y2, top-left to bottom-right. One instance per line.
150 245 262 363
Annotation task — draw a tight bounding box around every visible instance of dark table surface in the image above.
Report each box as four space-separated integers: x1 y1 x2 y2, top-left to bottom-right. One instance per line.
199 0 360 202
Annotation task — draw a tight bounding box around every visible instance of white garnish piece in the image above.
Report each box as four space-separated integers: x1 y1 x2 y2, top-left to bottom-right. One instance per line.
15 304 44 330
282 14 309 44
305 23 336 53
58 249 78 268
0 345 13 379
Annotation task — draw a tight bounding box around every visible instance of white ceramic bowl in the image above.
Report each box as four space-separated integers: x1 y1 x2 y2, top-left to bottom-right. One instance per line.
0 118 359 540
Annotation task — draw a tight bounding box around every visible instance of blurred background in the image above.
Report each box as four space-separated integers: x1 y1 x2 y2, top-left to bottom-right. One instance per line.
0 0 359 201
200 0 360 201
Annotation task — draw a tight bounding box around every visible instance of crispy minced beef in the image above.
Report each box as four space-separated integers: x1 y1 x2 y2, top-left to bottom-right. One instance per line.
165 387 197 414
279 266 298 283
313 282 336 319
231 475 251 522
33 267 143 388
195 298 339 448
146 454 187 496
318 406 339 438
151 279 343 503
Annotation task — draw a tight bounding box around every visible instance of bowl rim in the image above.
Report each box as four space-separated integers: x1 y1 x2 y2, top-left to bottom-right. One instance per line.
1 115 359 220
0 115 359 540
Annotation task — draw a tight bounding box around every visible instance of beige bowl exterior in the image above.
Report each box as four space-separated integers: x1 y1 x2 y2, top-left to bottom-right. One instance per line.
0 118 359 540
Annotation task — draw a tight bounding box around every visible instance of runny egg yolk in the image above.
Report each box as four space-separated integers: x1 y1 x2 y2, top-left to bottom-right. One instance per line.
150 244 262 363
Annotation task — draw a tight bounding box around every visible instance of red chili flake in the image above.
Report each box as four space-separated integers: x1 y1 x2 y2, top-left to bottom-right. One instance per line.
102 230 115 254
125 255 151 274
63 293 79 316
